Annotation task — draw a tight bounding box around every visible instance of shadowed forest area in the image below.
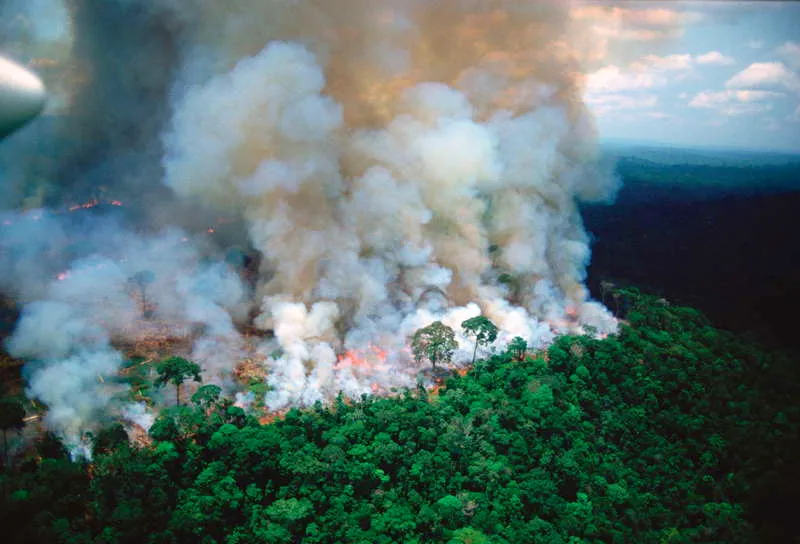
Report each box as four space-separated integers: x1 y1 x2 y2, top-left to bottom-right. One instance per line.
585 146 800 354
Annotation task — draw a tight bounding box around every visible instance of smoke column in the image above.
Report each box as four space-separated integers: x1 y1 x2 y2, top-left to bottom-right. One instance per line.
2 0 627 452
160 0 620 408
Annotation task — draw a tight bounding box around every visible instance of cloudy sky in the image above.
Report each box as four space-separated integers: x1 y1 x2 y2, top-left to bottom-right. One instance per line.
2 0 799 154
580 1 800 153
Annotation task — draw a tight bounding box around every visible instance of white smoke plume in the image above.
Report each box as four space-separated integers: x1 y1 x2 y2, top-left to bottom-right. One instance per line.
121 402 155 432
9 299 123 458
160 1 620 409
1 0 643 447
3 217 247 456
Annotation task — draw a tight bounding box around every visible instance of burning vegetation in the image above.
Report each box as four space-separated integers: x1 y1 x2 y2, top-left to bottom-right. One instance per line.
1 0 623 458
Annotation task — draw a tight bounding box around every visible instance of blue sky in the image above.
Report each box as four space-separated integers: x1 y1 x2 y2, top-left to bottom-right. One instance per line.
579 1 800 153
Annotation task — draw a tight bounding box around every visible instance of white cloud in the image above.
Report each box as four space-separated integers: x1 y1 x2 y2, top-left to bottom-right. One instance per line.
689 89 783 116
586 93 658 116
633 54 693 72
696 51 735 66
586 65 659 93
725 62 800 92
587 53 698 94
737 90 785 102
747 40 764 50
776 42 800 70
724 103 773 116
690 90 784 107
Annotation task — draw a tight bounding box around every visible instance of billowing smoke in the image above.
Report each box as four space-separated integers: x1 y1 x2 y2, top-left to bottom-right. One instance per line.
1 0 631 454
160 1 620 409
3 216 248 456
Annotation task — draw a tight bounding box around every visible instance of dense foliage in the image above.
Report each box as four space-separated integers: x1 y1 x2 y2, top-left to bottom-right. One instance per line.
1 290 798 543
412 321 459 370
461 317 498 365
155 357 203 407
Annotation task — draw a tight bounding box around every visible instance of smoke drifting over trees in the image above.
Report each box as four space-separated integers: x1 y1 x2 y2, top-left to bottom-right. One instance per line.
1 1 627 453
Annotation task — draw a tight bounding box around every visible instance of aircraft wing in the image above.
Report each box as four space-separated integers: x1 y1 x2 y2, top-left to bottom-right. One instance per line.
0 55 46 140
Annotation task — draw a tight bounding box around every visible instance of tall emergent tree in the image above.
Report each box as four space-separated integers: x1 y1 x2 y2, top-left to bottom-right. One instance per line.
508 336 528 361
0 398 25 467
461 315 498 365
412 321 458 370
130 269 156 318
155 357 202 406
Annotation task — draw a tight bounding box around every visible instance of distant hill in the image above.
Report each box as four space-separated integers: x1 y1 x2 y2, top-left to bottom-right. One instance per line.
600 140 800 167
598 143 800 204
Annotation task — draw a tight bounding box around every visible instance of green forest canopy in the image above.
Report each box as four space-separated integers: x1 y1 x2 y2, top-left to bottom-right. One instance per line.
1 289 798 543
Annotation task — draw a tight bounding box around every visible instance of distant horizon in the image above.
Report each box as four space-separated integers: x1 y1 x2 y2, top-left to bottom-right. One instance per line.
599 137 800 157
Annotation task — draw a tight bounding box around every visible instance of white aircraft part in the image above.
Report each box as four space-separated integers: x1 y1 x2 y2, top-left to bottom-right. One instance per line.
0 55 46 139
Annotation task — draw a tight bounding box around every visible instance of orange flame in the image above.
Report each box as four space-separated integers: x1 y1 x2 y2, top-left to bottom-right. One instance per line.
335 344 389 370
335 345 391 393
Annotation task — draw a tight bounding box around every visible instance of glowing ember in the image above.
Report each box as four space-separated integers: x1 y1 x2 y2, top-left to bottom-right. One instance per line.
68 199 99 211
126 423 152 449
67 199 123 211
55 261 110 281
259 411 287 425
429 383 444 397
